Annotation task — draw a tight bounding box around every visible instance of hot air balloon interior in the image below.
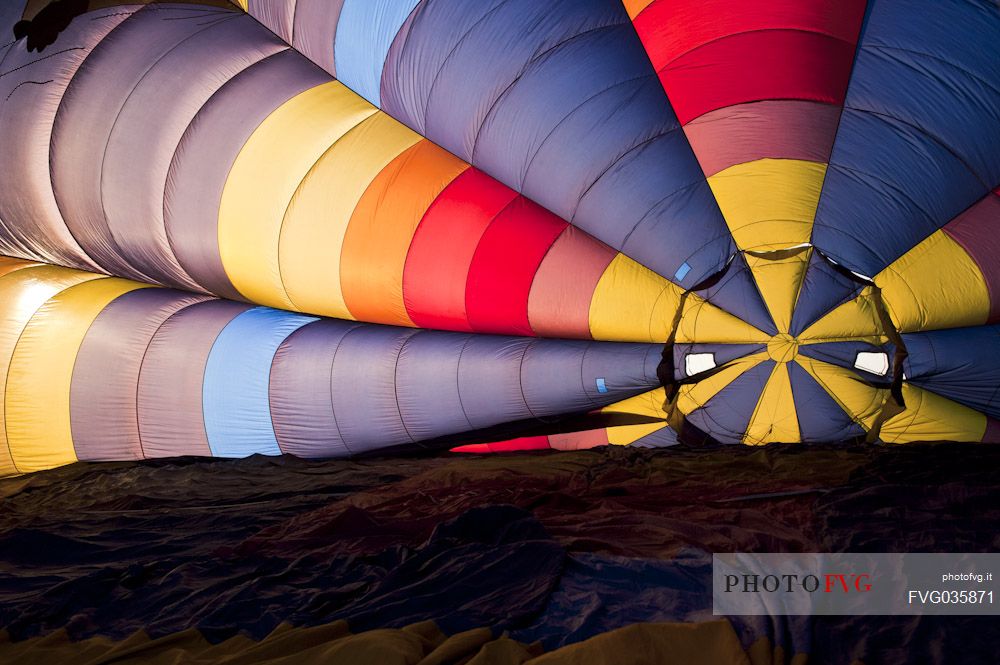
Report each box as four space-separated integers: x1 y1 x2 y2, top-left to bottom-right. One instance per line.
0 0 997 477
1 1 999 661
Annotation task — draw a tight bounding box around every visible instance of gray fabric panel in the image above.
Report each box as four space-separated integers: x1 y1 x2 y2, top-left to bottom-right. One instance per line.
269 319 358 458
49 5 235 282
457 336 532 429
101 14 284 290
329 326 418 454
290 0 345 76
394 330 473 441
136 298 250 458
164 48 330 299
71 288 209 461
0 8 131 269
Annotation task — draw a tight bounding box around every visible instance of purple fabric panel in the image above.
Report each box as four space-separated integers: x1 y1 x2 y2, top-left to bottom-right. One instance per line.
683 100 841 177
629 426 680 448
0 8 131 270
457 336 533 430
136 299 250 459
248 0 294 42
0 2 20 36
102 15 285 291
573 133 735 287
291 0 345 76
521 340 662 418
394 330 473 442
380 0 502 135
329 326 419 454
685 360 775 445
269 319 358 458
788 361 866 443
405 0 623 161
798 340 891 372
698 252 778 336
474 26 662 202
788 251 864 337
580 343 664 406
378 0 733 285
165 48 330 299
49 5 237 283
514 340 590 418
71 288 210 462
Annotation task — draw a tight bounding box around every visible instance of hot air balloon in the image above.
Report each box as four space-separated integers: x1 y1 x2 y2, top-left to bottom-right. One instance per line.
0 0 998 476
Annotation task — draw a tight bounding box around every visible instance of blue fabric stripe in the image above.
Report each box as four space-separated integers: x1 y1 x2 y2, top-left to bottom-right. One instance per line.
685 361 774 445
334 0 420 106
787 361 866 443
903 326 1000 419
811 0 1000 276
203 307 319 458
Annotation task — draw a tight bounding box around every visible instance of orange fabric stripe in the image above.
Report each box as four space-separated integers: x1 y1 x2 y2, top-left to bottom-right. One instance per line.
340 140 469 326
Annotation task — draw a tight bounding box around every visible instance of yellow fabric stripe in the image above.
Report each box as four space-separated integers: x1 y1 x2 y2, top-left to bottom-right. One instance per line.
589 253 769 344
279 112 421 319
677 297 772 345
708 159 826 252
676 352 769 415
880 384 987 443
744 249 811 334
5 278 150 475
219 81 377 310
601 388 667 445
233 0 248 9
0 257 39 277
0 265 103 477
743 362 801 444
798 286 885 344
874 229 990 332
794 355 886 431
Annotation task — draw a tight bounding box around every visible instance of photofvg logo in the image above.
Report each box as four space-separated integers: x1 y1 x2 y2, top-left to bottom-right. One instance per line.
724 570 872 594
713 553 1000 616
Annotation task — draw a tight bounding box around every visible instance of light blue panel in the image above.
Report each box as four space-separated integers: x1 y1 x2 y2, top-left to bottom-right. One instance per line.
334 0 420 106
203 307 318 458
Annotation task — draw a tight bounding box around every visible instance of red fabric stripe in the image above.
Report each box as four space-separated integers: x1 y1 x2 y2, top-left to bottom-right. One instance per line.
661 30 856 124
943 193 1000 323
633 0 866 72
465 198 567 335
403 168 518 332
451 437 552 454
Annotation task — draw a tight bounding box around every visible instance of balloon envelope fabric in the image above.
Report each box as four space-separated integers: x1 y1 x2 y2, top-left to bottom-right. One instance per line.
0 0 999 474
0 257 670 476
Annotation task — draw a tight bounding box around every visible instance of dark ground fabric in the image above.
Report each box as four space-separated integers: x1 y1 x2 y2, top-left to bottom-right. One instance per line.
1 443 999 663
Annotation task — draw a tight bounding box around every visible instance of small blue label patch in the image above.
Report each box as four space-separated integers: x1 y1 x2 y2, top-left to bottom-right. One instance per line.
673 262 691 282
596 377 608 393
